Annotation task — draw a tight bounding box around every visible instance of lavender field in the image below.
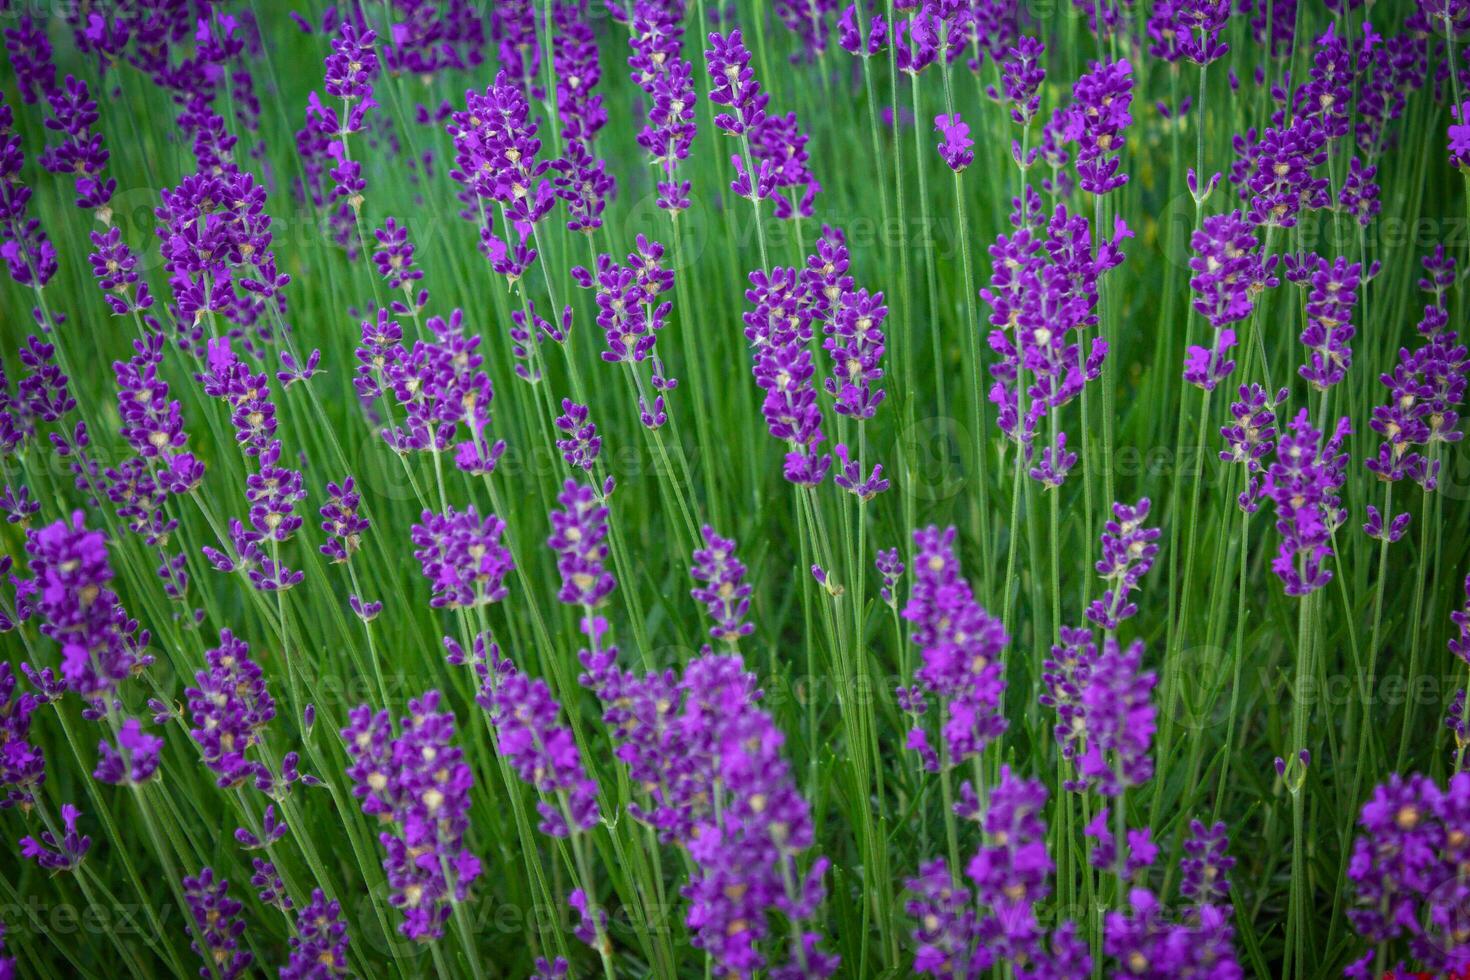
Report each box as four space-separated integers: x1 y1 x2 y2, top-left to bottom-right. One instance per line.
0 0 1468 977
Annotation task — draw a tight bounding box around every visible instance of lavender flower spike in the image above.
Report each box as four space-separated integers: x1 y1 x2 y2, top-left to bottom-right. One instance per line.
1085 499 1162 630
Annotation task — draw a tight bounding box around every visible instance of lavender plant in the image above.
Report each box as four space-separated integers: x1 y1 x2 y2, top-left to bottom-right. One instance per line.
0 3 1467 978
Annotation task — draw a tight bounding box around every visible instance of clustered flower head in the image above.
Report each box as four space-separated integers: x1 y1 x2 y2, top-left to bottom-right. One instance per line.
745 266 831 486
18 801 90 871
455 633 600 838
580 636 836 975
411 505 513 609
1229 118 1330 229
906 768 1092 978
934 112 974 171
982 204 1128 481
548 479 616 607
572 234 679 428
775 0 839 61
1263 409 1350 595
447 71 557 281
1346 771 1470 974
678 655 838 978
1147 0 1230 65
1075 637 1157 796
1219 382 1286 512
1085 498 1162 630
342 690 481 941
806 226 889 497
182 867 252 980
19 512 151 704
185 629 275 789
296 20 381 254
626 0 698 213
1070 58 1134 194
706 29 821 218
155 169 290 356
319 477 368 564
0 91 58 287
0 663 44 810
691 525 755 643
550 0 615 233
281 889 350 979
836 3 888 58
989 36 1046 126
1367 247 1467 500
1286 252 1372 392
745 228 892 490
363 304 505 474
555 399 601 472
898 526 1009 770
1184 210 1275 391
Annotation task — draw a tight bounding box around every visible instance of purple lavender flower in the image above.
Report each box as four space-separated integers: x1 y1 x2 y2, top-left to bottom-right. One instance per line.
907 778 1092 977
776 0 839 60
548 479 616 607
114 333 189 460
182 868 252 980
571 235 678 428
680 653 838 978
319 477 368 563
251 858 291 911
989 37 1046 126
966 767 1054 954
201 518 304 593
1147 0 1229 65
1229 119 1330 228
706 29 820 217
201 338 278 458
1180 819 1235 905
935 113 974 170
691 526 754 643
627 1 697 213
282 889 350 978
900 526 1008 767
905 860 983 976
1104 884 1242 978
93 718 163 785
447 72 556 280
410 506 513 609
0 93 58 287
1075 637 1157 796
459 634 600 838
3 16 55 105
745 267 831 486
1070 59 1133 194
373 217 428 312
1289 253 1369 391
837 4 888 58
185 629 275 789
550 1 614 232
1219 383 1285 513
1184 211 1271 389
1085 499 1161 630
19 802 90 871
554 399 601 471
876 548 905 606
1263 410 1350 595
22 512 150 702
1347 771 1470 972
341 691 481 941
0 663 43 809
1452 575 1470 666
39 75 112 211
245 441 306 544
